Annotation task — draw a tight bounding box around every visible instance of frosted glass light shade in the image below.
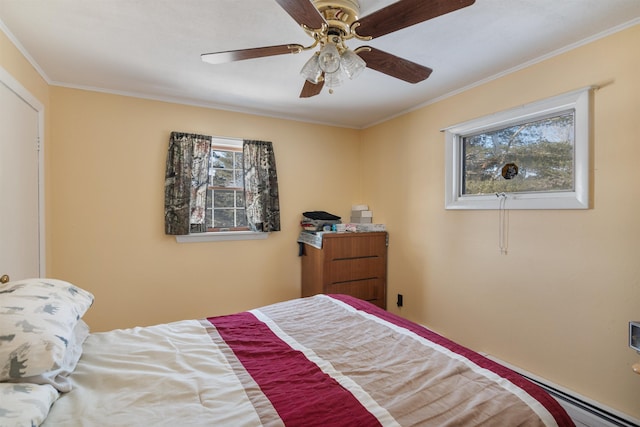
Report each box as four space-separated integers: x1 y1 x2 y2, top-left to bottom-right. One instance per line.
317 43 341 73
300 54 322 84
340 49 366 79
324 68 345 88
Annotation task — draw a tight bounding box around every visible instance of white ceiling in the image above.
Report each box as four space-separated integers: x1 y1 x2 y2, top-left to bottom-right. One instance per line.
1 0 639 128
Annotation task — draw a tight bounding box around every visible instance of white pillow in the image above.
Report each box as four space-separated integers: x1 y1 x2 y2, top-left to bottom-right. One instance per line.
0 278 94 387
0 382 59 427
9 320 90 392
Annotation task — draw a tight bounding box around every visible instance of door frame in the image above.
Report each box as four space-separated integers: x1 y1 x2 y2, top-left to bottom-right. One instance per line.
0 65 46 277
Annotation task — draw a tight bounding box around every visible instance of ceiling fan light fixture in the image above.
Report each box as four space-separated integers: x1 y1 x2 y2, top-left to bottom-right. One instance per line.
203 0 475 98
340 49 366 79
300 53 323 84
324 67 345 89
317 43 341 73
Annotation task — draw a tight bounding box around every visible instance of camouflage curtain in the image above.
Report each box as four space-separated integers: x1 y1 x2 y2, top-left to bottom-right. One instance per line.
243 140 281 232
164 132 212 235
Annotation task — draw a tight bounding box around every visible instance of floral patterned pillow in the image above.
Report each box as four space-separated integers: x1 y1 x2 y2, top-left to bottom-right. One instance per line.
0 278 94 386
0 382 59 427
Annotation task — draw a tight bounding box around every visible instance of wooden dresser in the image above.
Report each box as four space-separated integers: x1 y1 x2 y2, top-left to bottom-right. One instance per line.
301 232 387 309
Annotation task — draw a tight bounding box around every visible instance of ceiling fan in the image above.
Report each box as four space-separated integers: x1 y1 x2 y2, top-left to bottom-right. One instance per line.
201 0 475 98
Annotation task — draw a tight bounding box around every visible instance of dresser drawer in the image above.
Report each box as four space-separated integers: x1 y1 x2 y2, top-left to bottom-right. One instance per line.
323 233 386 260
300 232 388 309
325 257 385 283
325 279 383 304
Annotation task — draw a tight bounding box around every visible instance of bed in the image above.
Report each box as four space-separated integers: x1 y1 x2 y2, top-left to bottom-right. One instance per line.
0 278 574 426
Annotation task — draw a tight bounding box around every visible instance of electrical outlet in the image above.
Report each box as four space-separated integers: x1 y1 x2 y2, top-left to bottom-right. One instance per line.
397 294 403 307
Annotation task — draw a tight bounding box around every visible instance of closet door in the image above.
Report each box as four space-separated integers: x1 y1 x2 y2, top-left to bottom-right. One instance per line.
0 77 41 281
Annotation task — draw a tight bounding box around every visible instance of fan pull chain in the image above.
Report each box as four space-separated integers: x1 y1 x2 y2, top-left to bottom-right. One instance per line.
497 193 509 255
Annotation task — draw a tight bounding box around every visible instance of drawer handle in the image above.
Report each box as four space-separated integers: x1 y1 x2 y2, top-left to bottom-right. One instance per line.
332 255 380 261
332 277 378 284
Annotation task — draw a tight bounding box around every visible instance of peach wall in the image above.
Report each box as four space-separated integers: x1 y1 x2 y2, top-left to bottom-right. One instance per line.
47 88 361 331
3 23 362 335
360 25 640 418
0 30 48 102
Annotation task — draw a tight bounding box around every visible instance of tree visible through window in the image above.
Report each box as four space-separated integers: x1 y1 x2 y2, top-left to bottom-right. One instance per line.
462 111 575 195
444 88 590 210
206 141 249 231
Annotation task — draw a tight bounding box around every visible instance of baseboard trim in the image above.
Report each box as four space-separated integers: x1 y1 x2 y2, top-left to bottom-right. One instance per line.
483 355 640 427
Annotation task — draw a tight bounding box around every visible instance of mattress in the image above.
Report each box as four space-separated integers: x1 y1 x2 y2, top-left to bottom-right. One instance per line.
43 294 574 426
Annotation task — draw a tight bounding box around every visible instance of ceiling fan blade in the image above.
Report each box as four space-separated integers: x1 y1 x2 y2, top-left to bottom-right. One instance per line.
357 47 432 83
274 0 326 30
300 79 325 98
356 0 475 39
201 44 303 65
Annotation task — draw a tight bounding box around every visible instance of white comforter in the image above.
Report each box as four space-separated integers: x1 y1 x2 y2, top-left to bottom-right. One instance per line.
43 320 266 426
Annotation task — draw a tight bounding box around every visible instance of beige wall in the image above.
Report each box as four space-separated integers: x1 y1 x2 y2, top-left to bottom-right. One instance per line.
361 25 640 418
0 30 48 103
48 88 362 330
2 27 362 332
2 19 639 419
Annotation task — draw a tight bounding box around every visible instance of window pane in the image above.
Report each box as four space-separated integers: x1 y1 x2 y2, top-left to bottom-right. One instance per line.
213 209 234 228
236 209 247 227
206 143 247 231
209 169 234 187
234 152 243 169
213 190 234 208
210 150 233 169
205 189 212 226
462 111 574 195
236 191 245 208
234 170 244 188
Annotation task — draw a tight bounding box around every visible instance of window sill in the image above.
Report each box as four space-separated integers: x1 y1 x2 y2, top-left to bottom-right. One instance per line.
175 231 269 243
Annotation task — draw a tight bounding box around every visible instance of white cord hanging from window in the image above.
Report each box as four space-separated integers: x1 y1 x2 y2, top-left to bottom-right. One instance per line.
497 193 509 255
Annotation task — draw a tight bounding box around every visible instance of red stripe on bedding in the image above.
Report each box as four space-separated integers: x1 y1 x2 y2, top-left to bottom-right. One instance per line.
207 311 382 427
329 294 574 427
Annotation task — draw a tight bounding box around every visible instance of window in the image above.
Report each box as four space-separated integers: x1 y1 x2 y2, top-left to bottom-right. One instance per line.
206 139 248 231
166 134 280 243
444 88 591 209
462 111 575 195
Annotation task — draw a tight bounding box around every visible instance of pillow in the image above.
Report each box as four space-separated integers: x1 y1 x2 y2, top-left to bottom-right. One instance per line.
9 320 90 392
0 382 59 427
0 278 94 387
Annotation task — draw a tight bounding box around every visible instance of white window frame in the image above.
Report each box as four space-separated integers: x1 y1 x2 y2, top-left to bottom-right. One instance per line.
443 88 591 210
175 137 268 243
206 138 248 232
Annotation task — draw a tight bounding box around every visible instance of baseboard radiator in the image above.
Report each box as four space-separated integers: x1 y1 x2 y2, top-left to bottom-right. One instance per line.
484 355 640 427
